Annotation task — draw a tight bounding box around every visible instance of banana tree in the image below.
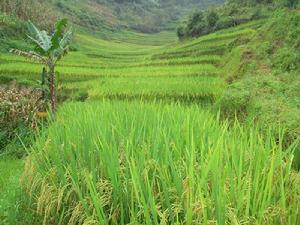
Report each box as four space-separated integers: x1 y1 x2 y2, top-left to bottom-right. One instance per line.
10 18 72 111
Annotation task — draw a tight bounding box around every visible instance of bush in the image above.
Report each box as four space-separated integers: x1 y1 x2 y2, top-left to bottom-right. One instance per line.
0 82 44 157
186 11 208 37
207 10 219 28
176 23 186 40
215 16 235 30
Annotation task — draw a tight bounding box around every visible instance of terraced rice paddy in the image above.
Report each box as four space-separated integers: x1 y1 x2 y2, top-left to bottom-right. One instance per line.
2 19 299 225
0 20 262 102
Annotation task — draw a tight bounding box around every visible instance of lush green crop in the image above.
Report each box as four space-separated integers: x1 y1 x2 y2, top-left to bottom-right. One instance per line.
62 76 224 103
23 101 300 225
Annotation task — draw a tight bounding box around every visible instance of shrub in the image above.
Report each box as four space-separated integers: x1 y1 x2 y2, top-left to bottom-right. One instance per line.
176 23 186 40
215 16 235 30
206 10 219 28
185 10 208 37
0 82 44 157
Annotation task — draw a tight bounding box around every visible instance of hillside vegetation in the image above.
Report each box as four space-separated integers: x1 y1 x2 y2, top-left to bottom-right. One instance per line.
220 9 300 166
0 1 299 225
0 0 223 33
176 0 298 39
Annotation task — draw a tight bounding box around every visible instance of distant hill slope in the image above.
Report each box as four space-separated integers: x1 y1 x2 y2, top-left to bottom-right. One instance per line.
0 0 223 52
52 0 224 32
0 0 223 33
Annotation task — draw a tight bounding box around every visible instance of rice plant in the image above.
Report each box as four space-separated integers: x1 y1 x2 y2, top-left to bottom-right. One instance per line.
22 101 300 225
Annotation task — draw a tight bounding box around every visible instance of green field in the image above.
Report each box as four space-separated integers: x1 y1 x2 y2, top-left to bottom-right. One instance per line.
0 13 299 225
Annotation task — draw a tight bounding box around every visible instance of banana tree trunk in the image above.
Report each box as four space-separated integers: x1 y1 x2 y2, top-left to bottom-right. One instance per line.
49 64 56 111
41 67 46 100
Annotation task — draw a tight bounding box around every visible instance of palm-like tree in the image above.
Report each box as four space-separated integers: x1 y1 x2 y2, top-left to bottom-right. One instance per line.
10 18 72 111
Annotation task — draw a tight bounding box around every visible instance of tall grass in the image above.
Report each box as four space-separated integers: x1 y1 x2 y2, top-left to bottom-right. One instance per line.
23 101 300 225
